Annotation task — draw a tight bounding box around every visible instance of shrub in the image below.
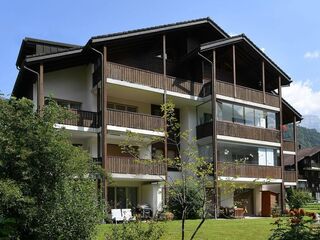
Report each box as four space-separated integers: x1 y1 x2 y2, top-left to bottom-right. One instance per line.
287 189 313 210
105 220 164 240
168 182 202 219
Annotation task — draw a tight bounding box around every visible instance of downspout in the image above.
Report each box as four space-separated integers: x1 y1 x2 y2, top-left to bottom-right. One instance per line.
21 64 40 110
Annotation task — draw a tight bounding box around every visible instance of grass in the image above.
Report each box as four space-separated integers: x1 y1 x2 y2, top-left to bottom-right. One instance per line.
303 203 320 214
95 218 276 240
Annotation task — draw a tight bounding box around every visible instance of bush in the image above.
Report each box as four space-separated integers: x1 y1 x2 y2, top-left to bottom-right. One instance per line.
287 189 313 210
269 209 320 240
105 220 164 240
168 182 202 219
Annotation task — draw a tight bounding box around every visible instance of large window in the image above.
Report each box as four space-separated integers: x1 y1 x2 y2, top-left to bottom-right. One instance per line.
216 101 278 130
107 187 138 209
217 141 280 166
107 102 138 113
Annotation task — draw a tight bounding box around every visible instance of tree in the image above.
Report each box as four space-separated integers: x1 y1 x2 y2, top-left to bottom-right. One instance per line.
286 188 313 210
121 100 237 240
0 98 104 239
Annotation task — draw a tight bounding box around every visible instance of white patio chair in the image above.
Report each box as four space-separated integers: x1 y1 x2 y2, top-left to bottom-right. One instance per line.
111 209 123 223
122 209 133 221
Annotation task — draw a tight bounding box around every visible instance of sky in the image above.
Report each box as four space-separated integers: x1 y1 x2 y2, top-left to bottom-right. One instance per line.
0 0 320 117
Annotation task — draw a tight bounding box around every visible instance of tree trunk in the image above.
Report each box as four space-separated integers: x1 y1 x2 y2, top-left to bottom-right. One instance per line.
181 207 187 240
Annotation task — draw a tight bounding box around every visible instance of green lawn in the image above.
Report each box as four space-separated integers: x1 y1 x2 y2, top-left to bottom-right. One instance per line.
95 218 276 240
303 203 320 214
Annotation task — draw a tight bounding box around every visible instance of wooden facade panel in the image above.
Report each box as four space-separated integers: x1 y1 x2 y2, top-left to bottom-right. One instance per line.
283 140 295 152
106 156 166 175
107 108 164 131
283 171 297 182
218 162 282 179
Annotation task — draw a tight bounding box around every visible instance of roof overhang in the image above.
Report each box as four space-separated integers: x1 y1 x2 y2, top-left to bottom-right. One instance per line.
90 18 229 44
200 34 291 85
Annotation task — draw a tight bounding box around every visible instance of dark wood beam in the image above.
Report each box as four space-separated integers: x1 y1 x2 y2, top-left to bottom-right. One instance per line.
102 46 108 201
162 34 168 204
212 49 218 219
262 61 266 104
278 76 285 212
232 45 237 98
293 115 298 183
38 63 44 112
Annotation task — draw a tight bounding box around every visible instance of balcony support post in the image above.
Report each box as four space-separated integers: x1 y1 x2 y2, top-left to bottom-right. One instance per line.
212 50 218 219
262 61 266 104
38 63 44 113
102 46 108 201
278 76 285 212
232 44 237 98
162 34 168 204
293 115 298 183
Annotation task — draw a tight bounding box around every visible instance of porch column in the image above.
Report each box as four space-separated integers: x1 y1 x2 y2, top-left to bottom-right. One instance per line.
37 63 44 112
102 46 108 201
278 76 285 212
232 45 237 98
211 49 218 219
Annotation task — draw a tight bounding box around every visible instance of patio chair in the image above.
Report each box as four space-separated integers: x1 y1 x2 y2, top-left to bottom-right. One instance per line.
111 209 123 223
122 209 134 221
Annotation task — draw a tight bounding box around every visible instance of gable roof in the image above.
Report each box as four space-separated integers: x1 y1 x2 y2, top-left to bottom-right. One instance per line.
200 34 291 84
284 146 320 166
16 37 82 67
90 17 229 44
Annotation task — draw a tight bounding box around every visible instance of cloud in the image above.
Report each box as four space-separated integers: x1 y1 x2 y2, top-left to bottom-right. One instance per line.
304 51 320 59
282 80 320 116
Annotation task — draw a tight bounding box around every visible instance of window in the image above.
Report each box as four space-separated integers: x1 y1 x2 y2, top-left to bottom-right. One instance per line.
233 105 244 124
217 141 280 166
107 102 138 113
244 107 254 126
45 98 81 110
222 102 233 122
107 187 138 209
255 109 266 128
267 112 276 129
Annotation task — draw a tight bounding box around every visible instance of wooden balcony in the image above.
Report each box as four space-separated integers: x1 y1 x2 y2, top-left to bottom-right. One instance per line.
283 171 297 182
106 156 166 176
283 140 295 152
218 162 282 179
215 80 280 108
196 121 281 142
61 109 99 128
107 108 164 131
106 62 204 96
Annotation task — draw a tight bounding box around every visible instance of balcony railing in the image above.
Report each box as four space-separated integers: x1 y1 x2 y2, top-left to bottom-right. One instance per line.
106 62 204 96
283 140 295 152
218 162 282 179
106 156 166 175
107 108 164 132
196 121 281 142
61 109 99 128
283 171 297 182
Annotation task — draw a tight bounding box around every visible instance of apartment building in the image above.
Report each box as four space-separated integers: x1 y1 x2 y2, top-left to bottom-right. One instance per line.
12 18 302 217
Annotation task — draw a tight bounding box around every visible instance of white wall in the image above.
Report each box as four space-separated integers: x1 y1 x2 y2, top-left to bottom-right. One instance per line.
254 185 262 216
141 183 163 215
44 65 97 111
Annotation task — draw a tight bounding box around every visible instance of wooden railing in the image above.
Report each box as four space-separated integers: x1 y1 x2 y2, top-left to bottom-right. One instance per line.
107 108 164 131
215 80 280 108
106 156 166 175
283 171 297 182
283 140 295 152
218 162 282 179
106 62 204 96
196 121 280 142
61 109 99 128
